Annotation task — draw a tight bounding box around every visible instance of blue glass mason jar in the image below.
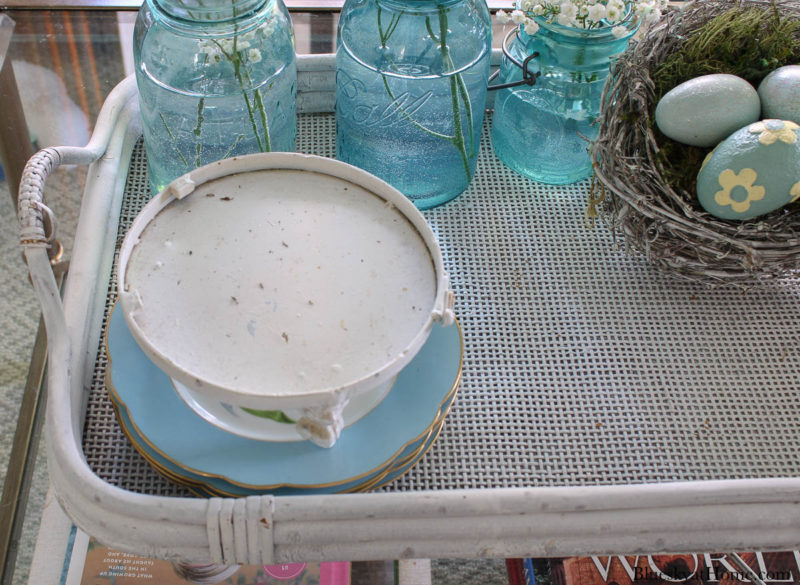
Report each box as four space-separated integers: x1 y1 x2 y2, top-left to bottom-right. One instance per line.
134 0 297 195
491 14 638 184
336 0 492 210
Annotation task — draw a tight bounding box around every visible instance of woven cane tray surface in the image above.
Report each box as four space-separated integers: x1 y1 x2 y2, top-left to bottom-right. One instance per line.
82 113 800 498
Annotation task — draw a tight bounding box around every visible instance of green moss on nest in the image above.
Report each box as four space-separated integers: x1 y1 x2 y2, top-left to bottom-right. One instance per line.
619 110 642 125
650 4 800 196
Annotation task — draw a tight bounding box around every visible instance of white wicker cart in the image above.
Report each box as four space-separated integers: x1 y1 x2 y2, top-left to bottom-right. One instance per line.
18 56 800 568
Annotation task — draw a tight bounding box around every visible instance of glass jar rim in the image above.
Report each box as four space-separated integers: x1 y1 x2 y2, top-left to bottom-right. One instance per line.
148 0 269 27
526 6 639 40
375 0 466 13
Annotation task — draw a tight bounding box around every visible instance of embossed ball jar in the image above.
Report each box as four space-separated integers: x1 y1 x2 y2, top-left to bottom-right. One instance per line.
335 0 492 209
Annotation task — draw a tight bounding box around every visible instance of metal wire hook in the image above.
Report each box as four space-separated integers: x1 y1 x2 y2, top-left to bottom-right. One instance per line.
487 27 541 91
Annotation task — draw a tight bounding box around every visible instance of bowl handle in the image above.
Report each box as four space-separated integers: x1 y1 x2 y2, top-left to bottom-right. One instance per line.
295 402 347 448
433 273 456 327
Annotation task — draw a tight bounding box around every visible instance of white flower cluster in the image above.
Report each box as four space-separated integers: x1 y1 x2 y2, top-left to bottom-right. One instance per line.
197 24 274 65
496 0 667 37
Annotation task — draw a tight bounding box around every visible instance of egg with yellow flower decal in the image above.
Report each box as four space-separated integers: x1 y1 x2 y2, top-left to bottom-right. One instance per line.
696 119 800 220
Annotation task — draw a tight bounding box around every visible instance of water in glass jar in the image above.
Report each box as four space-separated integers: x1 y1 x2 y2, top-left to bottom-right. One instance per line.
336 51 490 210
491 77 603 185
138 66 296 195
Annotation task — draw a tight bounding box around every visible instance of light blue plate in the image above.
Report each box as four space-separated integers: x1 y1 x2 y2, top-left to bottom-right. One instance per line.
110 364 457 496
105 303 462 494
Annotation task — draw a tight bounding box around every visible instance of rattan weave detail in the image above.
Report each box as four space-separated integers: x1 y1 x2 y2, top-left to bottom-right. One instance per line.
82 113 800 497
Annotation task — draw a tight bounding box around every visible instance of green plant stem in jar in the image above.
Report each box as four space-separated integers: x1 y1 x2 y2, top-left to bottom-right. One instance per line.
134 0 297 195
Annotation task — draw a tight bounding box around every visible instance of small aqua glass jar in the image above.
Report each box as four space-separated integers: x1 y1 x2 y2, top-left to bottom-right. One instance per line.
134 0 297 195
335 0 492 210
491 13 638 184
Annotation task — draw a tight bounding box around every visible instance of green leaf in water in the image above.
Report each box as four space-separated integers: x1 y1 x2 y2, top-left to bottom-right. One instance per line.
240 407 296 424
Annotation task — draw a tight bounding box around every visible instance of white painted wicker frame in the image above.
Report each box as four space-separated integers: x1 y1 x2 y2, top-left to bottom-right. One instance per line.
18 56 800 566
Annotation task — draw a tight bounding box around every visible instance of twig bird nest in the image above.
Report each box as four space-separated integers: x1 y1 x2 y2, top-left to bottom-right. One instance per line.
591 0 800 286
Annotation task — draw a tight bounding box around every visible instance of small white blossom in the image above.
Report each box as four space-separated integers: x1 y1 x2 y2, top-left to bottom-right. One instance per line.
259 17 278 37
560 1 578 17
556 13 573 25
557 2 578 26
197 40 228 64
605 5 622 21
611 24 629 37
634 0 654 19
497 0 666 31
511 9 528 24
587 3 606 22
524 18 541 34
644 5 661 21
605 0 626 20
217 38 236 54
247 48 262 63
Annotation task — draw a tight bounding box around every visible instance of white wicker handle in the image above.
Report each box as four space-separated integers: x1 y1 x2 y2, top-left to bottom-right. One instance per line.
18 148 62 248
18 75 139 253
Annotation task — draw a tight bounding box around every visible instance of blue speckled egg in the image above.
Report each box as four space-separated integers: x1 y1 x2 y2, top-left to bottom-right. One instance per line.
655 74 761 147
696 120 800 220
758 65 800 124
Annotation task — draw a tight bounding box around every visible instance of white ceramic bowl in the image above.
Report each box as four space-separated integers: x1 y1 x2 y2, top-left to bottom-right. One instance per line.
117 153 455 448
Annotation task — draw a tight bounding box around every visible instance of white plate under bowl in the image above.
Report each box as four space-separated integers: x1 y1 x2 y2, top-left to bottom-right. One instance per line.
170 374 395 442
